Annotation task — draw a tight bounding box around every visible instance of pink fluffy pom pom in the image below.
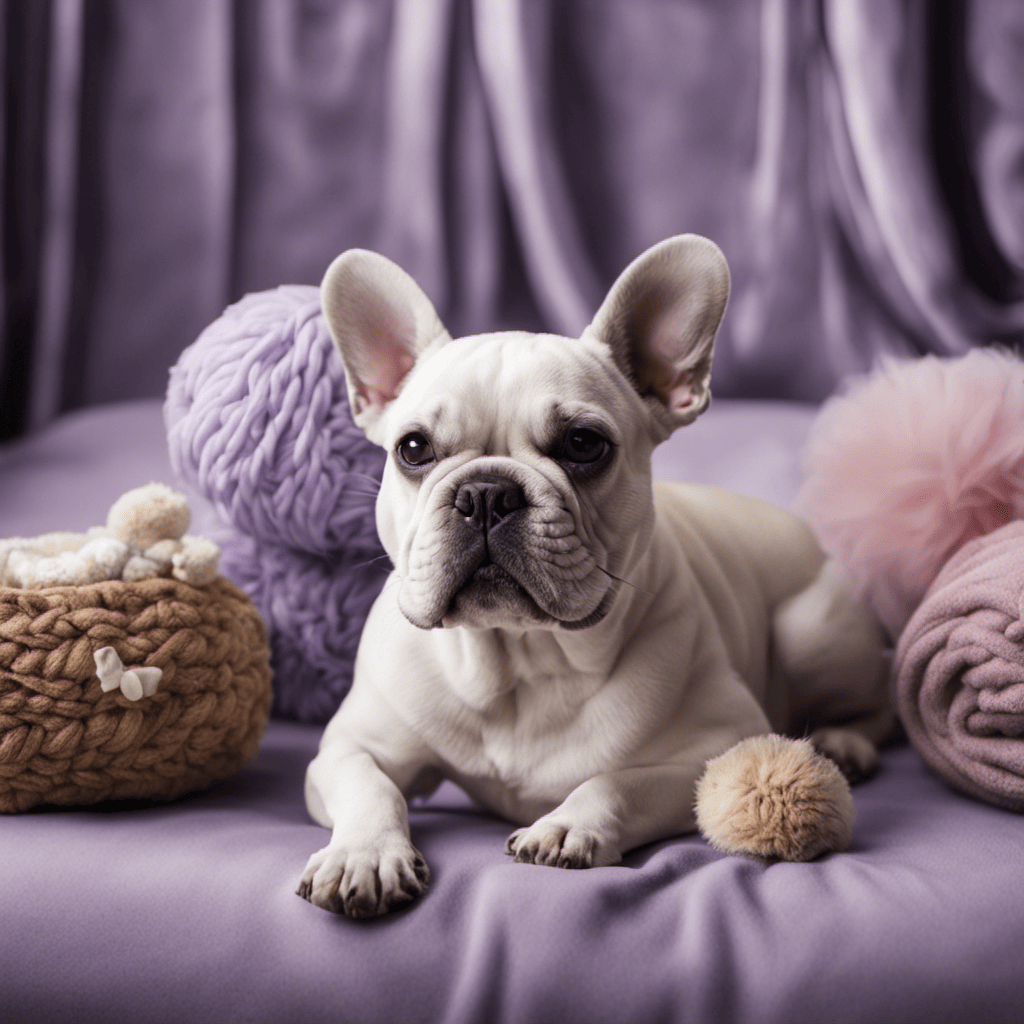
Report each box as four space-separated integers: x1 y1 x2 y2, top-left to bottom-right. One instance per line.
796 349 1024 640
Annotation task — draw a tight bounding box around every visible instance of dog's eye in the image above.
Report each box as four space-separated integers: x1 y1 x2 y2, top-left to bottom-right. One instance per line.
397 432 435 467
560 428 610 464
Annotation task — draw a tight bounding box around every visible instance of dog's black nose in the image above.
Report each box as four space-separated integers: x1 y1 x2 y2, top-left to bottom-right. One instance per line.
454 477 527 531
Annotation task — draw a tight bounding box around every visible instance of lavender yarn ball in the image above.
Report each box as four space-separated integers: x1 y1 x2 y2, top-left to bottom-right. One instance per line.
166 285 393 721
165 285 385 557
217 530 389 723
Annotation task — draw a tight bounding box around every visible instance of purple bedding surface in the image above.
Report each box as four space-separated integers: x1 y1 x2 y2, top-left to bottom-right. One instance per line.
2 400 1023 1024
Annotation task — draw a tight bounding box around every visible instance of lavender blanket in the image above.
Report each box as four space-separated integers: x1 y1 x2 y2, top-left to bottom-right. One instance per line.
895 521 1024 811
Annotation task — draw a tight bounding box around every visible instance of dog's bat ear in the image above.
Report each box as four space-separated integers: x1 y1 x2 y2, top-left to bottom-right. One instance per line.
584 235 730 433
321 250 451 443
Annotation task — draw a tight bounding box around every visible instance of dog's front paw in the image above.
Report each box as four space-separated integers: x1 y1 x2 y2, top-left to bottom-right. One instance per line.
505 819 614 869
297 839 430 918
811 727 879 784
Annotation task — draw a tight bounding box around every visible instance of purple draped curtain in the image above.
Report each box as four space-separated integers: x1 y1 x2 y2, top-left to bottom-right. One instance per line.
1 0 1022 440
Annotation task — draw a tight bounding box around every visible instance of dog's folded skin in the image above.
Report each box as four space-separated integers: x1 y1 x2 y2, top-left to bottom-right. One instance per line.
298 235 891 917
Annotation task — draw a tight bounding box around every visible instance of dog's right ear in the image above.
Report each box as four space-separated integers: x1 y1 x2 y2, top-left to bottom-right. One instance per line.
321 250 451 445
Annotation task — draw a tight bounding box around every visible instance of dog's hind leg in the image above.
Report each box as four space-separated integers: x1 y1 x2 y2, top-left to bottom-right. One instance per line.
771 560 895 782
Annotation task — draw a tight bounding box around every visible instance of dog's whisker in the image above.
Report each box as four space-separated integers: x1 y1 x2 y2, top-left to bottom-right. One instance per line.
346 471 383 487
596 564 657 597
342 477 382 496
352 551 396 572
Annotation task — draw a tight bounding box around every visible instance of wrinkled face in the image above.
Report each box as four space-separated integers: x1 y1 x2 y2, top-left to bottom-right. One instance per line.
375 333 657 630
325 235 730 630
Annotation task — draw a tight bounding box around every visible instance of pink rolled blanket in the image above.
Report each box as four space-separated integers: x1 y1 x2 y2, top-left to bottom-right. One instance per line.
894 521 1024 811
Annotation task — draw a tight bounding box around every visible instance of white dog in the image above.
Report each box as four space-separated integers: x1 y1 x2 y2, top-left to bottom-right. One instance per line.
298 235 890 918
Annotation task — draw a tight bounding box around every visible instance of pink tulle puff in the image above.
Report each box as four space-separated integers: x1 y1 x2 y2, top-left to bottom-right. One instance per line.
796 349 1024 639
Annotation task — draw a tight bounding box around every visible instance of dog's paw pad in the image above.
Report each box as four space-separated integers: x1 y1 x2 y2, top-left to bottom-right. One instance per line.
505 820 598 869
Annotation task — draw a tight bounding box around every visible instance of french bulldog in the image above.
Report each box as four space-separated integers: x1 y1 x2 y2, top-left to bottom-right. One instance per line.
297 235 890 918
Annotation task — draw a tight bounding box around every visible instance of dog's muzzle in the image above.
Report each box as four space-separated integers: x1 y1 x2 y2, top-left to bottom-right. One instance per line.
396 459 610 630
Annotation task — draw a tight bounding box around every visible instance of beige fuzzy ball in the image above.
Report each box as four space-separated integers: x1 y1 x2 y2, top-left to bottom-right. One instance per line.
107 483 190 549
695 735 855 861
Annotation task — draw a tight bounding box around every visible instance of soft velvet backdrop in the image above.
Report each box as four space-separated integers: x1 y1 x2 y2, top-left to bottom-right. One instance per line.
1 0 1022 440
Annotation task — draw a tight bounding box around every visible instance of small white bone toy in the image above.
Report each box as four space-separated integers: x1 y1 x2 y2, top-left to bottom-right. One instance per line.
0 483 220 589
94 647 163 701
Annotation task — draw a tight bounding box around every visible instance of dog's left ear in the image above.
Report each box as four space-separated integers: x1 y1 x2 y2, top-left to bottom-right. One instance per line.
584 235 730 434
321 250 451 445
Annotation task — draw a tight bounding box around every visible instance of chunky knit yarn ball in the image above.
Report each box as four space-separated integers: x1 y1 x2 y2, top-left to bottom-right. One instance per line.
797 350 1024 640
166 285 384 557
166 286 389 722
216 531 388 723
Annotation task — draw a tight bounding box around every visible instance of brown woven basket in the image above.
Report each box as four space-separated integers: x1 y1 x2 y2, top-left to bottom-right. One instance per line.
0 575 272 812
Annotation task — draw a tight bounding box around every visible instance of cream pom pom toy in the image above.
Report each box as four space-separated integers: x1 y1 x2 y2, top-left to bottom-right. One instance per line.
696 736 855 861
0 483 220 589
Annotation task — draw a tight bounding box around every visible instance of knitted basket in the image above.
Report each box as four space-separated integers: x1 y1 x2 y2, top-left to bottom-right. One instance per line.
0 575 272 812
